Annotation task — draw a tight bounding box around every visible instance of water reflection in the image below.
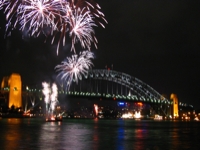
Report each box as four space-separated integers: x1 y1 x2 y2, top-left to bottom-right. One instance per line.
39 120 94 150
3 119 22 150
0 119 200 150
116 120 148 150
92 118 99 150
133 129 146 150
39 121 63 150
116 120 125 150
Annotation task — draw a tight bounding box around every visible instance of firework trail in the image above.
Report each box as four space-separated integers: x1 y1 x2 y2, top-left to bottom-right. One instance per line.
55 50 94 90
42 82 59 116
18 0 63 37
30 96 35 107
67 7 97 53
50 83 58 112
51 83 58 102
42 82 51 104
42 82 51 115
54 3 97 54
0 0 22 35
0 0 107 54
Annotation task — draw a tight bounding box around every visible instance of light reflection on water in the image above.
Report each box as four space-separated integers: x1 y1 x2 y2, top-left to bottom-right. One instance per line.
0 118 200 150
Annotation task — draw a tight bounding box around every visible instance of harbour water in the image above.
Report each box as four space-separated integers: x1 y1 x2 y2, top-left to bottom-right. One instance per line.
0 118 200 150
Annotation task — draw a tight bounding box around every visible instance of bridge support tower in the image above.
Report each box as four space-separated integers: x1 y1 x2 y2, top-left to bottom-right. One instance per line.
8 73 22 108
170 93 179 118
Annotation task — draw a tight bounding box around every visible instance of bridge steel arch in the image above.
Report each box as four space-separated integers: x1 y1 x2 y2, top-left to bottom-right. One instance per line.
66 69 172 116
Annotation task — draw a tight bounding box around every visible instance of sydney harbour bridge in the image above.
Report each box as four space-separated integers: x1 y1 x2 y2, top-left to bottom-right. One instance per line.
0 69 192 117
60 69 174 117
67 69 169 102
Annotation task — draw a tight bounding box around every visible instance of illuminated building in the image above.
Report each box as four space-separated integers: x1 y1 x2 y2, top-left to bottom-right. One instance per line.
1 73 22 108
170 93 179 118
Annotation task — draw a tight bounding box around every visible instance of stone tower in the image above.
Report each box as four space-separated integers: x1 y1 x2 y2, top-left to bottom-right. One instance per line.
170 93 179 118
8 73 22 108
1 76 9 88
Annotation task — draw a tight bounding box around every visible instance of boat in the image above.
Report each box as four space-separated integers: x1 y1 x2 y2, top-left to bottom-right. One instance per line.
154 114 163 120
45 116 63 122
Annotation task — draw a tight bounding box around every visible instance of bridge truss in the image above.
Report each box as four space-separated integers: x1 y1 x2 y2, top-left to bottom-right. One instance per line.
63 69 172 116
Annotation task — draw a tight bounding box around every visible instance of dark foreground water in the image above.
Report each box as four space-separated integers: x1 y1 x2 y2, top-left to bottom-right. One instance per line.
0 118 200 150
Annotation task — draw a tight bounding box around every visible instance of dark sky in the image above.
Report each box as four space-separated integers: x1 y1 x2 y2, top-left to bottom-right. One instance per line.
0 1 200 108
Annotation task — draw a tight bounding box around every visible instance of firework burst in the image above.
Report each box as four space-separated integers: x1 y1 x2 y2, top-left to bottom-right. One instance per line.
0 0 22 34
65 5 97 53
18 0 63 37
55 50 94 90
1 0 107 54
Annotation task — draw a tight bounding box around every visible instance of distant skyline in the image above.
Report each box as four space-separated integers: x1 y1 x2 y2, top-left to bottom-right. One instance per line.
0 1 200 108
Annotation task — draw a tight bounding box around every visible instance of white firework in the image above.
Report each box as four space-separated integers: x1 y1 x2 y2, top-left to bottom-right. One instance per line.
64 5 98 53
42 82 59 116
18 0 63 36
55 50 94 90
50 83 58 111
0 0 107 54
42 82 51 104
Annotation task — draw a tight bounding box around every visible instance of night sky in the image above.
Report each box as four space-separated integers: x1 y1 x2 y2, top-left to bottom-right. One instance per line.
0 1 200 108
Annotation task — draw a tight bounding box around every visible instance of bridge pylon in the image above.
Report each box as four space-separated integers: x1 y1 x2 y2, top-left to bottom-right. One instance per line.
170 93 179 118
1 73 22 108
